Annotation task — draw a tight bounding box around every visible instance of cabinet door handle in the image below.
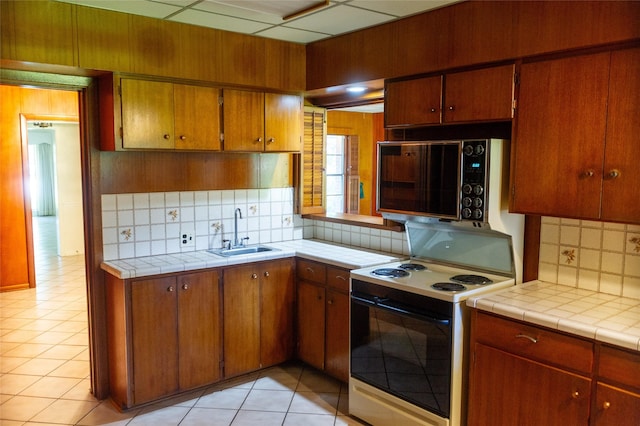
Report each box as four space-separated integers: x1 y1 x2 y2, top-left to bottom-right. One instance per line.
163 134 171 140
267 137 275 144
608 169 620 179
448 105 455 111
336 275 347 281
603 401 611 410
571 390 580 399
251 273 258 279
256 137 262 143
182 283 189 290
167 286 175 292
179 135 186 141
583 170 594 178
306 267 315 274
515 333 538 343
264 271 270 277
327 299 333 305
430 108 437 113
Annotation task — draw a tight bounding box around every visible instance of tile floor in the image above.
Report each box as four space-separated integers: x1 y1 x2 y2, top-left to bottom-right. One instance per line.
1 217 366 425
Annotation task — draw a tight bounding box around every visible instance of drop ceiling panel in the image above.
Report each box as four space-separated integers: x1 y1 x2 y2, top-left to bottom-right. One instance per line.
169 9 273 34
284 4 391 35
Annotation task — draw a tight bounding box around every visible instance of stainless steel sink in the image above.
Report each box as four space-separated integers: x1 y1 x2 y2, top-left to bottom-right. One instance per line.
207 245 276 257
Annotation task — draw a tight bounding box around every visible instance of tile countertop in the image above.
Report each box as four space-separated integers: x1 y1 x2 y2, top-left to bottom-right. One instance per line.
101 239 405 280
467 280 640 352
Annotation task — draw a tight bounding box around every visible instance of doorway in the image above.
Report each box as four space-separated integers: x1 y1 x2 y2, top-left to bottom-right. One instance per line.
26 121 85 260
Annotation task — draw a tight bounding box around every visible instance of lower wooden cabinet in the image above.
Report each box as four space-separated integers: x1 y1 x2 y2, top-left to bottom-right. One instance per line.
296 259 350 382
468 311 640 426
222 258 294 378
106 270 221 409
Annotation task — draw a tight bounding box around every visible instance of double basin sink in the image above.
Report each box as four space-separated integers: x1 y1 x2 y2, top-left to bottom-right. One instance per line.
207 245 276 257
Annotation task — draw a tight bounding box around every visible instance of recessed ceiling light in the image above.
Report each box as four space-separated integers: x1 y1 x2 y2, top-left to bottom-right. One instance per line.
346 86 367 93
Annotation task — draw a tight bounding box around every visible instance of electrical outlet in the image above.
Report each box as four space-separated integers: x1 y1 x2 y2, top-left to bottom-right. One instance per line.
180 232 194 247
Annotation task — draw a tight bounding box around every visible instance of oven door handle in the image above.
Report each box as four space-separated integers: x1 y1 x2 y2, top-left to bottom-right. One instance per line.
351 294 451 326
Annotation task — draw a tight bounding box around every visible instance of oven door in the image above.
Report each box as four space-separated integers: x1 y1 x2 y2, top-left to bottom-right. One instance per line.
350 280 453 418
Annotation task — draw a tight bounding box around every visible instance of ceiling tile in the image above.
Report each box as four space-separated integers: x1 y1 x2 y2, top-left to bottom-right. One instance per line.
256 26 328 44
169 9 273 33
192 1 285 25
62 0 181 19
350 0 459 17
285 4 391 35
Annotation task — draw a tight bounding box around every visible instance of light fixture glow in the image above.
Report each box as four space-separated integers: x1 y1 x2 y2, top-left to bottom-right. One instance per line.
346 86 367 93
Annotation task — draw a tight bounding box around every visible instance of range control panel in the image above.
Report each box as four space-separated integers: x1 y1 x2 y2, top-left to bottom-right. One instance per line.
460 140 488 221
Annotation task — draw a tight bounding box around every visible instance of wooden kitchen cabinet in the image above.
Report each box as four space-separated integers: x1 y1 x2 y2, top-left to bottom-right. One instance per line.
592 345 640 425
222 258 295 378
100 76 221 151
384 64 514 127
468 311 593 426
511 48 640 224
223 89 302 152
296 259 350 382
298 106 327 214
106 270 221 409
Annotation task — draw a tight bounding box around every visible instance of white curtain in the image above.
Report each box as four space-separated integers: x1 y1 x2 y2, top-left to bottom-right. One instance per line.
29 142 56 216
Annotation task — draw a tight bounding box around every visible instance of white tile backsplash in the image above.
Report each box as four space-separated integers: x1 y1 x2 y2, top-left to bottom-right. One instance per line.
539 216 640 298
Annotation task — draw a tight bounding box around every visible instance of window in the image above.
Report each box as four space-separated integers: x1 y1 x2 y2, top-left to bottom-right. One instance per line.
326 134 359 214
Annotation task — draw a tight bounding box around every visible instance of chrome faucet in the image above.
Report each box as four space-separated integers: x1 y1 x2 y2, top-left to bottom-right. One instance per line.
233 208 242 247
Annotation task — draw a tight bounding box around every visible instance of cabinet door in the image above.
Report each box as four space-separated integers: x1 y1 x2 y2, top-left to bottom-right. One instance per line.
177 271 221 390
131 277 178 404
265 93 302 152
223 89 265 151
223 264 260 377
260 259 295 367
593 383 640 426
444 64 514 122
385 76 442 127
601 48 640 224
121 79 175 149
325 289 349 382
297 280 326 370
174 85 221 151
511 53 610 218
468 343 591 426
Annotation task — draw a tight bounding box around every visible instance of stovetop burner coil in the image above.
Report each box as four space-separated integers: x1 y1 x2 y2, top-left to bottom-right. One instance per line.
450 274 494 285
398 263 427 271
371 268 410 278
432 282 467 291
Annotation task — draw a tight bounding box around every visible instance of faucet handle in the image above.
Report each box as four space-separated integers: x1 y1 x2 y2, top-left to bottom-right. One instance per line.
241 237 250 246
222 239 231 249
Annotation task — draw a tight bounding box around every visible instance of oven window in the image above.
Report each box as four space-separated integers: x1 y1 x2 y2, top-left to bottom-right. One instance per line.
351 299 452 418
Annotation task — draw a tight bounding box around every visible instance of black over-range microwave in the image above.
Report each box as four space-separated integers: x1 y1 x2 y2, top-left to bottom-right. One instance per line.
376 139 495 222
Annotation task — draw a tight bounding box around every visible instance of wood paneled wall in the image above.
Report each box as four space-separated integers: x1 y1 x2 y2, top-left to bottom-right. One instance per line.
307 0 640 89
0 0 305 92
326 111 383 216
0 85 79 291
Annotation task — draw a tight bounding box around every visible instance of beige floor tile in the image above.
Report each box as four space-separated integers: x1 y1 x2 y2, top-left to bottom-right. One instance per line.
20 376 83 398
72 348 91 361
38 344 86 360
0 395 54 421
289 391 339 415
196 387 250 409
61 378 95 401
8 358 66 376
2 342 53 358
0 329 43 344
76 399 139 426
127 405 191 426
231 410 286 426
241 389 294 412
0 419 24 426
29 398 100 424
48 359 89 378
49 321 87 333
0 342 21 355
0 374 42 395
180 407 237 426
62 331 89 346
0 356 29 373
27 330 75 345
283 412 336 426
0 318 34 330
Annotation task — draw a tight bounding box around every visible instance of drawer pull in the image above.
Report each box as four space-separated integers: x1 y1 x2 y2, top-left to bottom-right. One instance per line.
251 273 258 279
306 267 315 274
515 333 538 343
571 390 580 399
182 284 189 290
603 401 611 409
336 275 347 281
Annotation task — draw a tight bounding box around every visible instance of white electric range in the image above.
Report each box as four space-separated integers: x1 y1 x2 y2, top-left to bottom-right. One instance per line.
348 220 521 426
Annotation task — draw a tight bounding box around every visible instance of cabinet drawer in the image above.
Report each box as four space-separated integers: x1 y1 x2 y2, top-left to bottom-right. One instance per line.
475 312 593 374
326 267 349 293
297 259 326 284
598 345 640 391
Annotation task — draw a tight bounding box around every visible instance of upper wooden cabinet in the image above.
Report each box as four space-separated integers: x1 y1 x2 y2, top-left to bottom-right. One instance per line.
384 64 515 127
298 106 327 214
100 77 221 151
222 89 302 152
511 48 640 224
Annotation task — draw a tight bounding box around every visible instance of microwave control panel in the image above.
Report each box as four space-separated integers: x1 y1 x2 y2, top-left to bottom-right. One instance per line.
460 140 488 221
